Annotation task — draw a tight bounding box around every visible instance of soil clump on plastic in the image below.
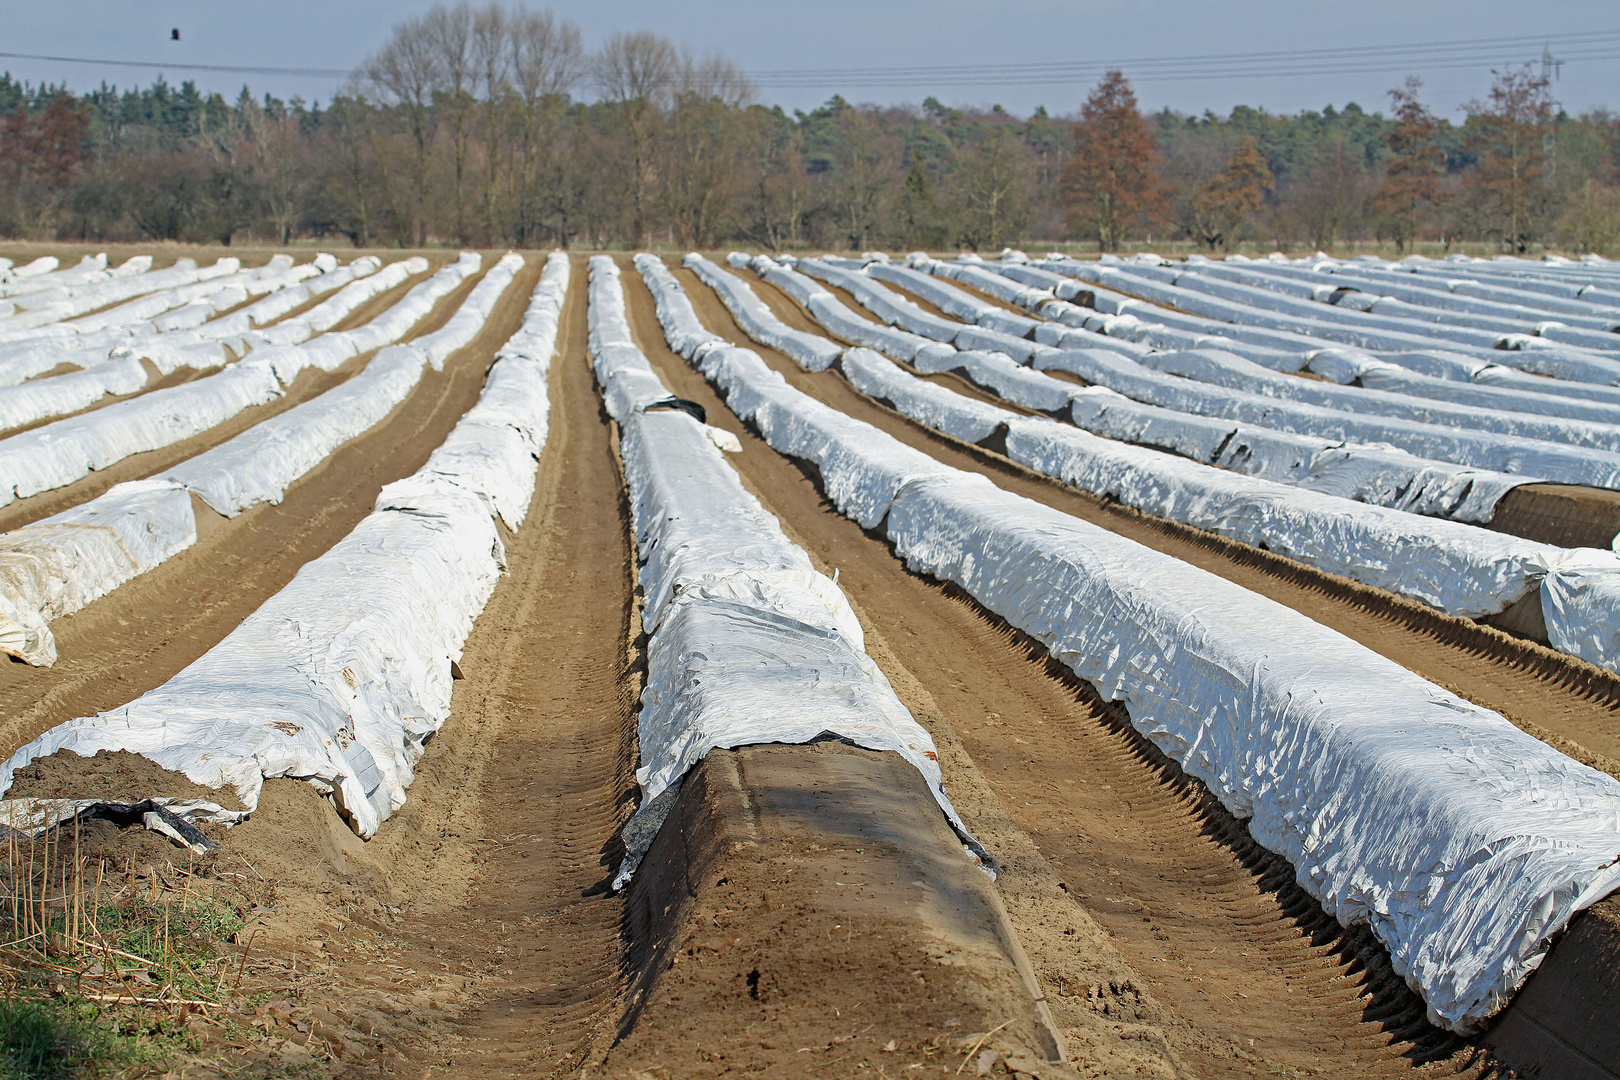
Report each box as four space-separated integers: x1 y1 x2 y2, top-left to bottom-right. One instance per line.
7 748 247 809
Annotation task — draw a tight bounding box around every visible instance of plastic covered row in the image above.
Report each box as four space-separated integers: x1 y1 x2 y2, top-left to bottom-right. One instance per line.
601 254 983 888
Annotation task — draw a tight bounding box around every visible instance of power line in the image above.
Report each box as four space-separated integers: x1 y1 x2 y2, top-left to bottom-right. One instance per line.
0 27 1613 91
0 51 350 79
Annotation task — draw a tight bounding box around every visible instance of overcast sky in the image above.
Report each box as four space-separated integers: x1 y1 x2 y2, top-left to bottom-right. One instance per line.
0 0 1612 121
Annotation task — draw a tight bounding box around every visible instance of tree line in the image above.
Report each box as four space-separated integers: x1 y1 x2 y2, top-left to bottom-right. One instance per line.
0 2 1616 255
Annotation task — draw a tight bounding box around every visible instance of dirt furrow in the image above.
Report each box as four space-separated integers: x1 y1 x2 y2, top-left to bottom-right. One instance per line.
632 261 1490 1076
0 255 539 759
367 260 637 1078
189 258 635 1079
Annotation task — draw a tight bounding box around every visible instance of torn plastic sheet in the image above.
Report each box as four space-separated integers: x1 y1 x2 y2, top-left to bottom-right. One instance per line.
0 798 230 853
669 297 1620 1034
0 252 568 837
599 255 986 888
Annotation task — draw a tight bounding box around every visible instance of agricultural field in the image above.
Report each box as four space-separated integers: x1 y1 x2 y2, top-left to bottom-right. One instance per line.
0 239 1618 1080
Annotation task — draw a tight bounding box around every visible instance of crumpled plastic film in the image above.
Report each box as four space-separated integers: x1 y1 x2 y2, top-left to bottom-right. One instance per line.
0 480 197 666
708 257 1620 670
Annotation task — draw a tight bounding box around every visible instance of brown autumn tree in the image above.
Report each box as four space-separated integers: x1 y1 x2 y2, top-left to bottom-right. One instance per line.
1190 135 1272 250
1459 65 1556 252
1060 70 1167 251
1369 77 1446 252
0 94 89 235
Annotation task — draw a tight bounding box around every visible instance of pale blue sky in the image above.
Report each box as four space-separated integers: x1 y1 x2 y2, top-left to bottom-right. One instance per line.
0 0 1612 120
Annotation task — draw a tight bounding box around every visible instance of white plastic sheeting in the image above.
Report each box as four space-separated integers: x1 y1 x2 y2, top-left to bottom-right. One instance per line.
983 257 1620 416
840 348 1009 444
600 255 984 887
763 257 1537 524
415 253 567 530
406 252 524 370
1140 348 1620 452
0 255 326 391
887 470 1620 1033
0 356 150 433
0 254 568 835
251 256 415 347
0 480 196 666
1037 348 1620 489
797 257 964 341
1050 257 1620 385
653 275 1620 1033
683 254 843 370
0 256 475 510
167 254 523 518
693 263 1620 652
0 363 285 507
0 257 243 339
0 263 331 430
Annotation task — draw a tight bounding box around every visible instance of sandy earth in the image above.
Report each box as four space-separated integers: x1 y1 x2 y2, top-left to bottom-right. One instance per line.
6 247 1613 1077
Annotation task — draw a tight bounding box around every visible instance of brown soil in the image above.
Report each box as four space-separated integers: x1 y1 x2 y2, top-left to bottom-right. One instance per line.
7 749 247 809
642 258 1516 1076
1488 483 1620 549
606 742 1129 1079
1486 895 1620 1080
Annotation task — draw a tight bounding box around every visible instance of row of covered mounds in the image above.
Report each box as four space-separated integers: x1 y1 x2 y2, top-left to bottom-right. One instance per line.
0 251 568 840
590 254 988 885
657 251 1620 1036
0 253 499 666
720 252 1620 675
